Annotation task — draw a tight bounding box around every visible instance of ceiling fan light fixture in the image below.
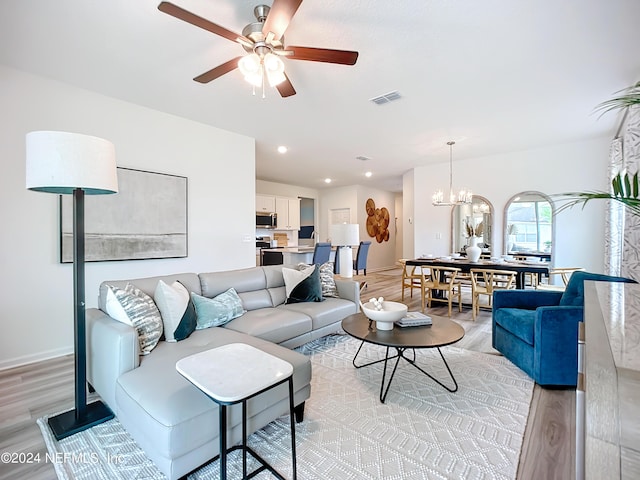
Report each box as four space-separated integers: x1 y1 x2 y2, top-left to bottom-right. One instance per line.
239 52 264 88
264 53 284 73
238 53 261 76
157 1 359 98
264 53 286 86
244 71 263 87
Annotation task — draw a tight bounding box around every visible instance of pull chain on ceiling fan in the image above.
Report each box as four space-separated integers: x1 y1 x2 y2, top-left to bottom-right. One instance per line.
157 0 359 98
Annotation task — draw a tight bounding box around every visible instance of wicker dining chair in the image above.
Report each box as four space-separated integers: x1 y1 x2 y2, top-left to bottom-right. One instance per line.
422 266 462 316
469 269 517 320
400 259 424 302
536 267 585 291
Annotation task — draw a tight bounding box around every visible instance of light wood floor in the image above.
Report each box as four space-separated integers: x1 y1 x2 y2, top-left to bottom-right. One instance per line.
0 268 574 480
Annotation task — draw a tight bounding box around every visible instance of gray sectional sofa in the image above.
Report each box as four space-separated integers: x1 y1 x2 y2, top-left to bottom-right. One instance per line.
86 264 359 480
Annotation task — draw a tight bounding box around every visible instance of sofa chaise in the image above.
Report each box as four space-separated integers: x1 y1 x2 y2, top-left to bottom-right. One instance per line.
86 264 359 479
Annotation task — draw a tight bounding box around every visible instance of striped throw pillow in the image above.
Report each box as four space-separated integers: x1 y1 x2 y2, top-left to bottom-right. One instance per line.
106 283 163 355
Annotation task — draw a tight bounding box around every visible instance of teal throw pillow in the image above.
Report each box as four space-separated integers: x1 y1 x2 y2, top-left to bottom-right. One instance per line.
286 266 324 304
191 287 245 330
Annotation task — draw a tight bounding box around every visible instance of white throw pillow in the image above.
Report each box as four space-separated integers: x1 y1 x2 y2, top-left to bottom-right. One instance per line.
105 287 134 326
154 280 197 342
282 265 315 298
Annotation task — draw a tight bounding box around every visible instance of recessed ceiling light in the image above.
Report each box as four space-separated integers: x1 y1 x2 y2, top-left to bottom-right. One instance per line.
324 178 332 184
365 171 372 178
277 145 288 154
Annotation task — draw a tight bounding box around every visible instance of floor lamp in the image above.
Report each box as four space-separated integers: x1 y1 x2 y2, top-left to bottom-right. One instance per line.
331 223 359 278
26 131 118 440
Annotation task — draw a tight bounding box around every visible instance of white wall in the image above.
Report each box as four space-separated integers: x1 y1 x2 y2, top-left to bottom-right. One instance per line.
318 186 358 244
406 137 611 272
402 169 415 261
256 179 319 200
355 185 397 272
0 66 256 369
394 193 403 264
319 185 397 272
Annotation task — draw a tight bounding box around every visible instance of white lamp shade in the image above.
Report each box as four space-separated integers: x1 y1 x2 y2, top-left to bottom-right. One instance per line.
26 131 118 195
330 223 360 246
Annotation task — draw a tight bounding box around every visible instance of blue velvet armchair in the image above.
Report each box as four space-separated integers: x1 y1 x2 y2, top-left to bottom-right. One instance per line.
492 271 635 387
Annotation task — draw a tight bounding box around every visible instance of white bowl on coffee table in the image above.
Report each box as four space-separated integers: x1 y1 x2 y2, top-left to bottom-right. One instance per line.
361 301 408 330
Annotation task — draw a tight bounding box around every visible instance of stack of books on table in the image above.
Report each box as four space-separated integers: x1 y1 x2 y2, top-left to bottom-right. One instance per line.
397 311 432 327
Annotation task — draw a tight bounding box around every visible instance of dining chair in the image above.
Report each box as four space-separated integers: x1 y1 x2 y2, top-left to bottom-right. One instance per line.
311 242 331 265
422 266 462 316
352 241 372 290
469 269 517 320
400 259 424 301
353 241 371 275
513 255 540 288
536 267 585 291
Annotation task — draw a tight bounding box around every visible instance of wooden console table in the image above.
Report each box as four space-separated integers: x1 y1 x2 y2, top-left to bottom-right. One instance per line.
578 281 640 479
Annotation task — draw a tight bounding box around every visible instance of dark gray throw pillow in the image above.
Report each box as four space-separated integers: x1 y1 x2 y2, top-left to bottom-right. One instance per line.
286 266 324 304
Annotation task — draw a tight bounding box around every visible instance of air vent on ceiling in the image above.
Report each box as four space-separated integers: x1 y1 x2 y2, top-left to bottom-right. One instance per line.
356 155 371 161
369 90 402 105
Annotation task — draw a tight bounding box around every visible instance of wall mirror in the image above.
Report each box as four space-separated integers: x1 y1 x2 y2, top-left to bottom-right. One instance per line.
451 195 493 255
503 191 554 258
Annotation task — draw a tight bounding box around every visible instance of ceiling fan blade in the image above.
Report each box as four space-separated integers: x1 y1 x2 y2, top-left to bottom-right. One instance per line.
158 2 248 44
261 0 303 41
193 57 242 83
287 46 359 65
276 74 297 97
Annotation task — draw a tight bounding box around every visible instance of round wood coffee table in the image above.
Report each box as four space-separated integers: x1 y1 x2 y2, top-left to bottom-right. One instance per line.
341 313 465 403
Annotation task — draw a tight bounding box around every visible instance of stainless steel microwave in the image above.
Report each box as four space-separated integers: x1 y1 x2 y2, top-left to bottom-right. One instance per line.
256 211 277 229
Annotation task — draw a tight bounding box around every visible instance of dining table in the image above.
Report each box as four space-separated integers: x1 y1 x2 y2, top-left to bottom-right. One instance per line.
510 251 552 261
406 256 550 289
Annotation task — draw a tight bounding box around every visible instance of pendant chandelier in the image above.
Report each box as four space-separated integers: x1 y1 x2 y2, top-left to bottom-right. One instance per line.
432 141 472 206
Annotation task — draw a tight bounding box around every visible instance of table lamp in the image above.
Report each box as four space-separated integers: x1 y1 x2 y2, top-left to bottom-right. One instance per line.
26 131 118 440
330 223 359 278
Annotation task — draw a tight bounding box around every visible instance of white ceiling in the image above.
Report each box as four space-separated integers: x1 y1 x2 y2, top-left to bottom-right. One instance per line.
2 0 640 192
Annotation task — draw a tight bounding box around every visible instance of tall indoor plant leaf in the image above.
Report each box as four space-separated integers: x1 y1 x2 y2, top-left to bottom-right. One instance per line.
593 81 640 118
555 171 640 216
556 82 640 216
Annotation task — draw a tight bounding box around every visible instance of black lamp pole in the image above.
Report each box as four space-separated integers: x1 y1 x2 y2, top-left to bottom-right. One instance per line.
47 188 114 440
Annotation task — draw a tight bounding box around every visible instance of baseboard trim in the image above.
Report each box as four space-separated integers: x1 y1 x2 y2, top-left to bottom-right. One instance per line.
0 346 73 371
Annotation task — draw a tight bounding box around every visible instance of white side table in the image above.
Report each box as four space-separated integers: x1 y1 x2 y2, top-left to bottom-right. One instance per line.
176 343 296 480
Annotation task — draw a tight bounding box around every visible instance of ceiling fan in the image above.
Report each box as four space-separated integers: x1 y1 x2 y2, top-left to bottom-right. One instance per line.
158 0 359 98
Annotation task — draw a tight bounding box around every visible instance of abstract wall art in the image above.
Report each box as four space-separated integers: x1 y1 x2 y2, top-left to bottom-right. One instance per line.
60 167 188 262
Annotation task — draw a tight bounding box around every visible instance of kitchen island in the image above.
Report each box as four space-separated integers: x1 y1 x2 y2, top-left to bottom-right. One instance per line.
260 246 337 266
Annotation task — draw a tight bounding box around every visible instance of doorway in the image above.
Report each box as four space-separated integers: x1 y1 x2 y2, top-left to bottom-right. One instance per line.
298 197 315 246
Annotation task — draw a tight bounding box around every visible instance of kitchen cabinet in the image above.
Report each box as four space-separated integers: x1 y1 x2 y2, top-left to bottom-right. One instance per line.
276 196 300 230
256 194 276 212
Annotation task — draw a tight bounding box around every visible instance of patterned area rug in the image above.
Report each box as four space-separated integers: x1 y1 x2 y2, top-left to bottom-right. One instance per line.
38 334 533 480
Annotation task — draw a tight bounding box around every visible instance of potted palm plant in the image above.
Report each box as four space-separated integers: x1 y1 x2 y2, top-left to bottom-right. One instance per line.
556 82 640 216
556 171 640 216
